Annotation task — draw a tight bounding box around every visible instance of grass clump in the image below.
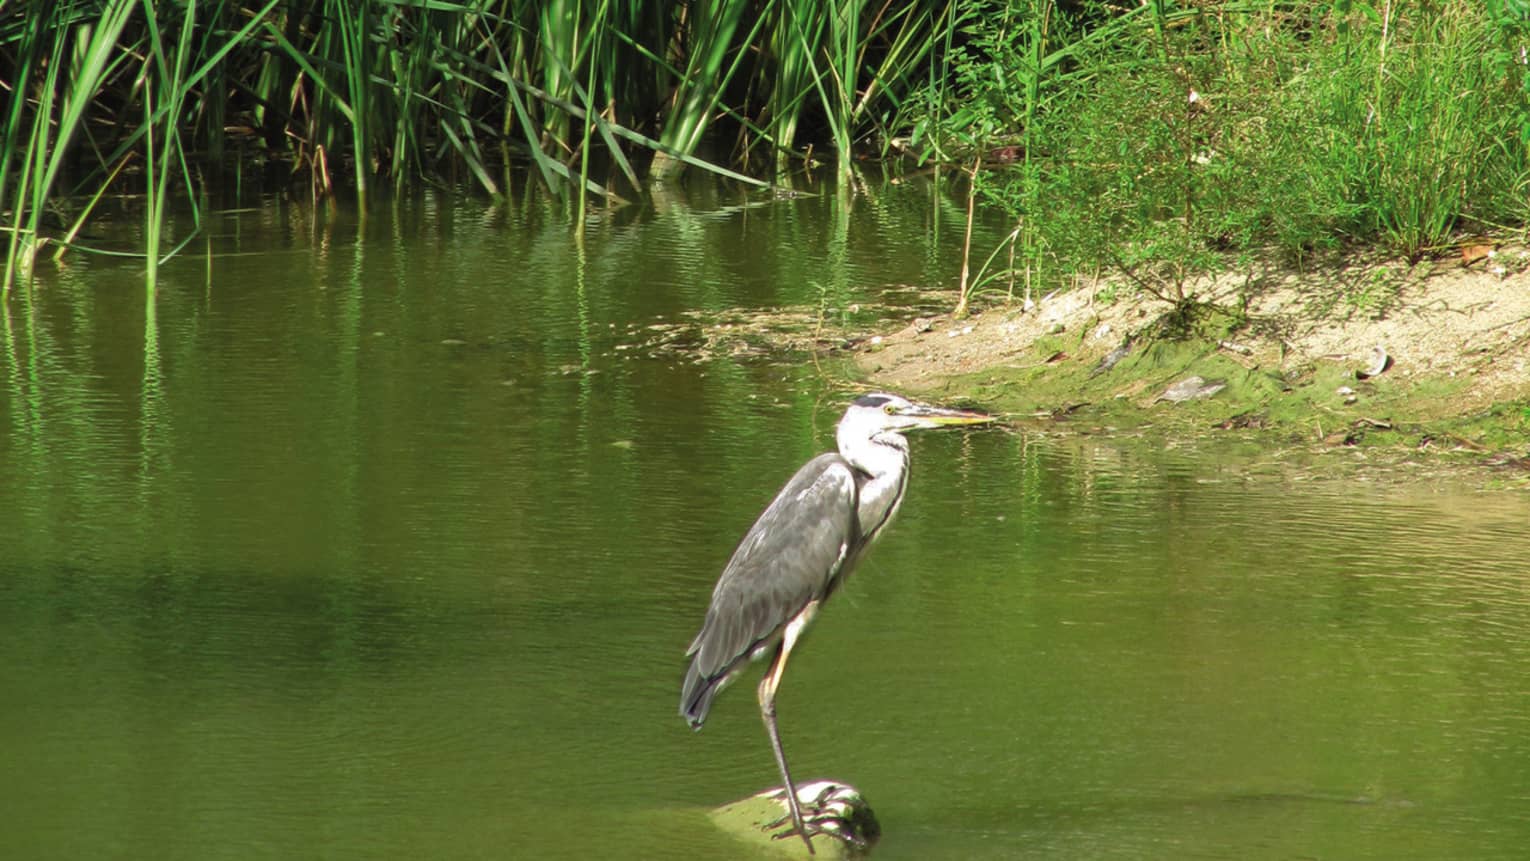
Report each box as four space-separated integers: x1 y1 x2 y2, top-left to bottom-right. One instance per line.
924 1 1530 310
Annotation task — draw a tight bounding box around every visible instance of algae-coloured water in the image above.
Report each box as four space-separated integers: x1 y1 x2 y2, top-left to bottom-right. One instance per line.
3 184 1529 860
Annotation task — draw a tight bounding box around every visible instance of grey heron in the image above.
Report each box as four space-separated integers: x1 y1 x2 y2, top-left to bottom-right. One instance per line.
679 392 992 852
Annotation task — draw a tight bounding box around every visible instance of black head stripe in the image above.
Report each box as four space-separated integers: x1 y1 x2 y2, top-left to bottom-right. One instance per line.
852 394 893 408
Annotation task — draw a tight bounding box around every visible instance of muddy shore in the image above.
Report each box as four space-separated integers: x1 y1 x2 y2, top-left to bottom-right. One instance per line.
852 248 1530 468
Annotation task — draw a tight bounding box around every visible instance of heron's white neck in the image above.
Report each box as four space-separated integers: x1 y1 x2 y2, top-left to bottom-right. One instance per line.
837 426 911 543
836 427 904 476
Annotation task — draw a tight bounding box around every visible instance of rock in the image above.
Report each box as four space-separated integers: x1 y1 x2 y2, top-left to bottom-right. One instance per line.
1155 376 1227 404
1090 337 1134 378
901 317 934 336
708 780 879 858
1357 345 1391 379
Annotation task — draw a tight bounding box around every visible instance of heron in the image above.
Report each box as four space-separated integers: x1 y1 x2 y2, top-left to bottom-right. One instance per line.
679 392 992 852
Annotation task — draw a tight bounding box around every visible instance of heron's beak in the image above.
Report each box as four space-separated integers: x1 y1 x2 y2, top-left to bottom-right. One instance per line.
901 402 994 428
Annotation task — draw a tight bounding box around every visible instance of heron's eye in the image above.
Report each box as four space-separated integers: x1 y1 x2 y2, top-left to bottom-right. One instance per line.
883 404 897 414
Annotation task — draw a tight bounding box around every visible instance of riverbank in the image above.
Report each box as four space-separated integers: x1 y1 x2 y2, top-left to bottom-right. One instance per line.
855 247 1530 469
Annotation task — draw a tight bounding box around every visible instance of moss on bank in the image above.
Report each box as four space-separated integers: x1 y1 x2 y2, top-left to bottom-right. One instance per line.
853 255 1530 474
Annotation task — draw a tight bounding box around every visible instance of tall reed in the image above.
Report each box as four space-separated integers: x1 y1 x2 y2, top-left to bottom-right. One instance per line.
2 0 971 290
2 0 136 291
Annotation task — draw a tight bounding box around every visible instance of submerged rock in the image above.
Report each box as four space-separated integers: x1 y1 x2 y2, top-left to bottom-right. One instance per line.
708 780 879 858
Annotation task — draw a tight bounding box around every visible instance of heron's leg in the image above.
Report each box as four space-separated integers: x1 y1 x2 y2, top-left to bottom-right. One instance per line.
759 602 819 855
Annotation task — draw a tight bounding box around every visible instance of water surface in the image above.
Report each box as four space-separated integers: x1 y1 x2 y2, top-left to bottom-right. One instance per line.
3 184 1530 860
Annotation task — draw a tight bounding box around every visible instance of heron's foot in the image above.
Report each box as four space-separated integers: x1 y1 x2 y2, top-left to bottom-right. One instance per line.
768 822 824 856
763 781 879 853
763 779 838 830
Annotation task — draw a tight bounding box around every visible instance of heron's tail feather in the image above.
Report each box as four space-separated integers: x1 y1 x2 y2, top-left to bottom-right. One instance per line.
679 664 716 730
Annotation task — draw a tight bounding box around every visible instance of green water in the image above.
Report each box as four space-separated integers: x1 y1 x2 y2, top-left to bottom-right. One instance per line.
3 184 1530 860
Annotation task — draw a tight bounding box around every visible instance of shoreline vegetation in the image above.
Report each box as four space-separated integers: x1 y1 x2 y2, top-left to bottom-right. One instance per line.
3 1 1529 457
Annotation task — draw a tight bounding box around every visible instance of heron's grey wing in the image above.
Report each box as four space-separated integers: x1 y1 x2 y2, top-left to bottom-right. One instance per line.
680 453 858 726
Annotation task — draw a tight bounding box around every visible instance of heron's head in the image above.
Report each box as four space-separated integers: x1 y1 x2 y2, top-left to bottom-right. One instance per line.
838 393 992 441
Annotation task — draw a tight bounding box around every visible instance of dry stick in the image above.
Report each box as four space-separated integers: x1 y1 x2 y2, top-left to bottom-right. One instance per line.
1006 215 1021 305
1486 312 1530 333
